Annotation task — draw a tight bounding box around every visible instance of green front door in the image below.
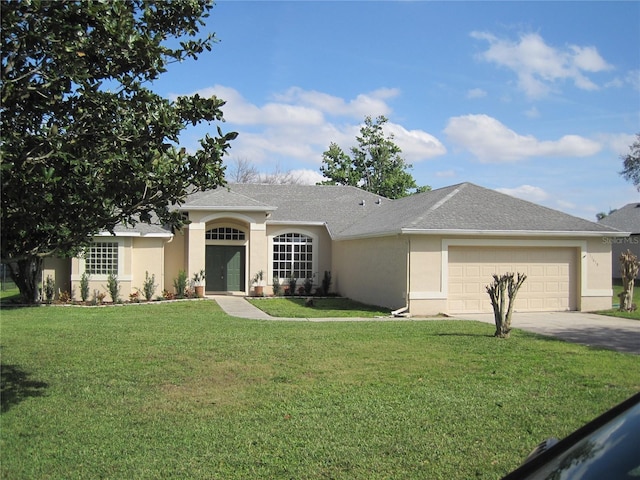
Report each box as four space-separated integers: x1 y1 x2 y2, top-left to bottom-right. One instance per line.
205 245 245 292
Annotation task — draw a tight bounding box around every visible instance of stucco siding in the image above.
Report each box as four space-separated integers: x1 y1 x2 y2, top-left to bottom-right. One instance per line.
164 229 185 293
333 236 407 311
582 237 614 310
130 237 166 298
43 257 71 297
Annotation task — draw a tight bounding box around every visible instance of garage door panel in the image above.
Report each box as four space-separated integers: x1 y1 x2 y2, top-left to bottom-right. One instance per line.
448 246 577 313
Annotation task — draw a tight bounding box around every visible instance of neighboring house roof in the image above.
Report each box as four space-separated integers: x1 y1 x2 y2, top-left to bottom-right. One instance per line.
598 203 640 234
110 182 624 238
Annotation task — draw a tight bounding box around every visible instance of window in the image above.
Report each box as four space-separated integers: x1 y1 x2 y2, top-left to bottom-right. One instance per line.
85 242 119 275
273 233 313 279
206 227 245 241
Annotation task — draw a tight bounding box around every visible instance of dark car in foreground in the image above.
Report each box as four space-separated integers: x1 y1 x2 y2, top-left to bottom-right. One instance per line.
502 392 640 479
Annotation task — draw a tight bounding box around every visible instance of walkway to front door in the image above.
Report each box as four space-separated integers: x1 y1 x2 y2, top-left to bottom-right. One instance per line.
205 245 245 292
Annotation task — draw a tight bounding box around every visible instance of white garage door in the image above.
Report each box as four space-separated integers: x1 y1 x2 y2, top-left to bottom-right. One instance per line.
448 246 577 314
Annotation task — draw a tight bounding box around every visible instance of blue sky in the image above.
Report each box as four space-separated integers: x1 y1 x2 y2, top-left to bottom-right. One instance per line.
152 1 639 221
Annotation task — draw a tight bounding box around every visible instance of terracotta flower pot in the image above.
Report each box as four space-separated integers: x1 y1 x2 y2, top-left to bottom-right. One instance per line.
195 285 205 298
254 285 264 297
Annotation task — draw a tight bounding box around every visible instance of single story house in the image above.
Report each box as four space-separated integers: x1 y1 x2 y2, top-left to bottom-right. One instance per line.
598 203 640 279
45 182 627 315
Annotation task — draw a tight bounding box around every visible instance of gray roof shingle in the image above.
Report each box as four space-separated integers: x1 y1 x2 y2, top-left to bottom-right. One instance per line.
118 182 622 238
599 203 640 233
337 182 619 238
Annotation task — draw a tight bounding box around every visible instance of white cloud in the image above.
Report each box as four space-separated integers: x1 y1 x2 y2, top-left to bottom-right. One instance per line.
174 85 445 166
524 106 540 118
289 169 326 185
272 86 399 118
471 31 612 98
596 132 637 156
467 88 487 99
444 114 602 162
496 184 549 202
386 122 447 163
435 169 457 178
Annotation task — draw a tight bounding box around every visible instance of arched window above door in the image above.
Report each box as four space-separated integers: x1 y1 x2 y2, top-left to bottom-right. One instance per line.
205 227 246 241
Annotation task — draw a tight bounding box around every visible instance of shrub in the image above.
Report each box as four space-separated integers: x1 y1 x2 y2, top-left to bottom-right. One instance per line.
287 275 297 296
106 273 120 303
58 291 72 303
80 272 90 302
272 277 281 296
321 270 332 295
129 291 141 303
142 271 157 301
162 290 176 301
93 290 106 305
303 276 313 295
174 270 188 298
44 275 55 303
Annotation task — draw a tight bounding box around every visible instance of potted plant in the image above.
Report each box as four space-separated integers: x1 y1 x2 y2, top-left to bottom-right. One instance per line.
192 269 206 298
252 270 264 296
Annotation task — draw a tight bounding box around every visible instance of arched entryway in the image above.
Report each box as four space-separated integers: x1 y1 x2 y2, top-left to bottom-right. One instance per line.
204 226 247 293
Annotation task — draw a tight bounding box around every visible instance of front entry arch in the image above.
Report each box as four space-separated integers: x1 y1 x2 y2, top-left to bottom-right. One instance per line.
206 245 245 292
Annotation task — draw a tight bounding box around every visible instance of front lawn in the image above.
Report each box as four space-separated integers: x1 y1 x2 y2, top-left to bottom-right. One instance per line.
596 279 640 320
2 301 639 479
247 297 390 317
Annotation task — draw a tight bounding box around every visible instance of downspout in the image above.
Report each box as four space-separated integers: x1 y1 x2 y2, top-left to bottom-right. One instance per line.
391 235 411 317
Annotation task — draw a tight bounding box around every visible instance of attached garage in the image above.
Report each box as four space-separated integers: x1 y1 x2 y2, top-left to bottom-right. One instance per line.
447 246 578 314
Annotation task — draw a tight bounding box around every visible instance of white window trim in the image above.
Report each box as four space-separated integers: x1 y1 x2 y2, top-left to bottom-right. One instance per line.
76 238 129 281
269 228 318 284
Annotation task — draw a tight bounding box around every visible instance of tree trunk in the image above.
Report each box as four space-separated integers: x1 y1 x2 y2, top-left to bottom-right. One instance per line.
486 272 527 339
619 250 639 311
7 257 43 304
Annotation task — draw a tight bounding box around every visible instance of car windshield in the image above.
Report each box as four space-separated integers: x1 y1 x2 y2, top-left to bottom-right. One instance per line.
520 402 640 479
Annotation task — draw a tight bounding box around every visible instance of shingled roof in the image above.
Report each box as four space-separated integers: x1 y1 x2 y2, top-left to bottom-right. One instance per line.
118 182 623 238
336 182 621 238
599 203 640 234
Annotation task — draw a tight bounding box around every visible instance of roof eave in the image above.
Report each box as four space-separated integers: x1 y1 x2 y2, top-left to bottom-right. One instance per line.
96 231 173 238
178 205 277 212
399 228 631 237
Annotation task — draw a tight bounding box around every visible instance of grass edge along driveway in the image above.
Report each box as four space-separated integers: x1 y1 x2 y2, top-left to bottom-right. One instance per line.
2 301 639 479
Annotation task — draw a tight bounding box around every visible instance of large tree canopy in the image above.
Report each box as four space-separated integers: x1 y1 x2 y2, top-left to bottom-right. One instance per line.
319 115 429 199
620 133 640 191
1 0 237 302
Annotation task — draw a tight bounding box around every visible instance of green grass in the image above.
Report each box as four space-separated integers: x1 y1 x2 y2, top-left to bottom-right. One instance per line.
596 279 640 320
247 297 390 317
2 302 639 479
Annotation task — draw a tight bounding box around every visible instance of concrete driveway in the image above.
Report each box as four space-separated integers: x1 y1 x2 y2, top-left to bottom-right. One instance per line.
451 311 640 355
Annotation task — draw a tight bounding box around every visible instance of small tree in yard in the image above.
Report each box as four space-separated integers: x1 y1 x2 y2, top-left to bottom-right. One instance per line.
618 250 639 311
486 272 527 338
